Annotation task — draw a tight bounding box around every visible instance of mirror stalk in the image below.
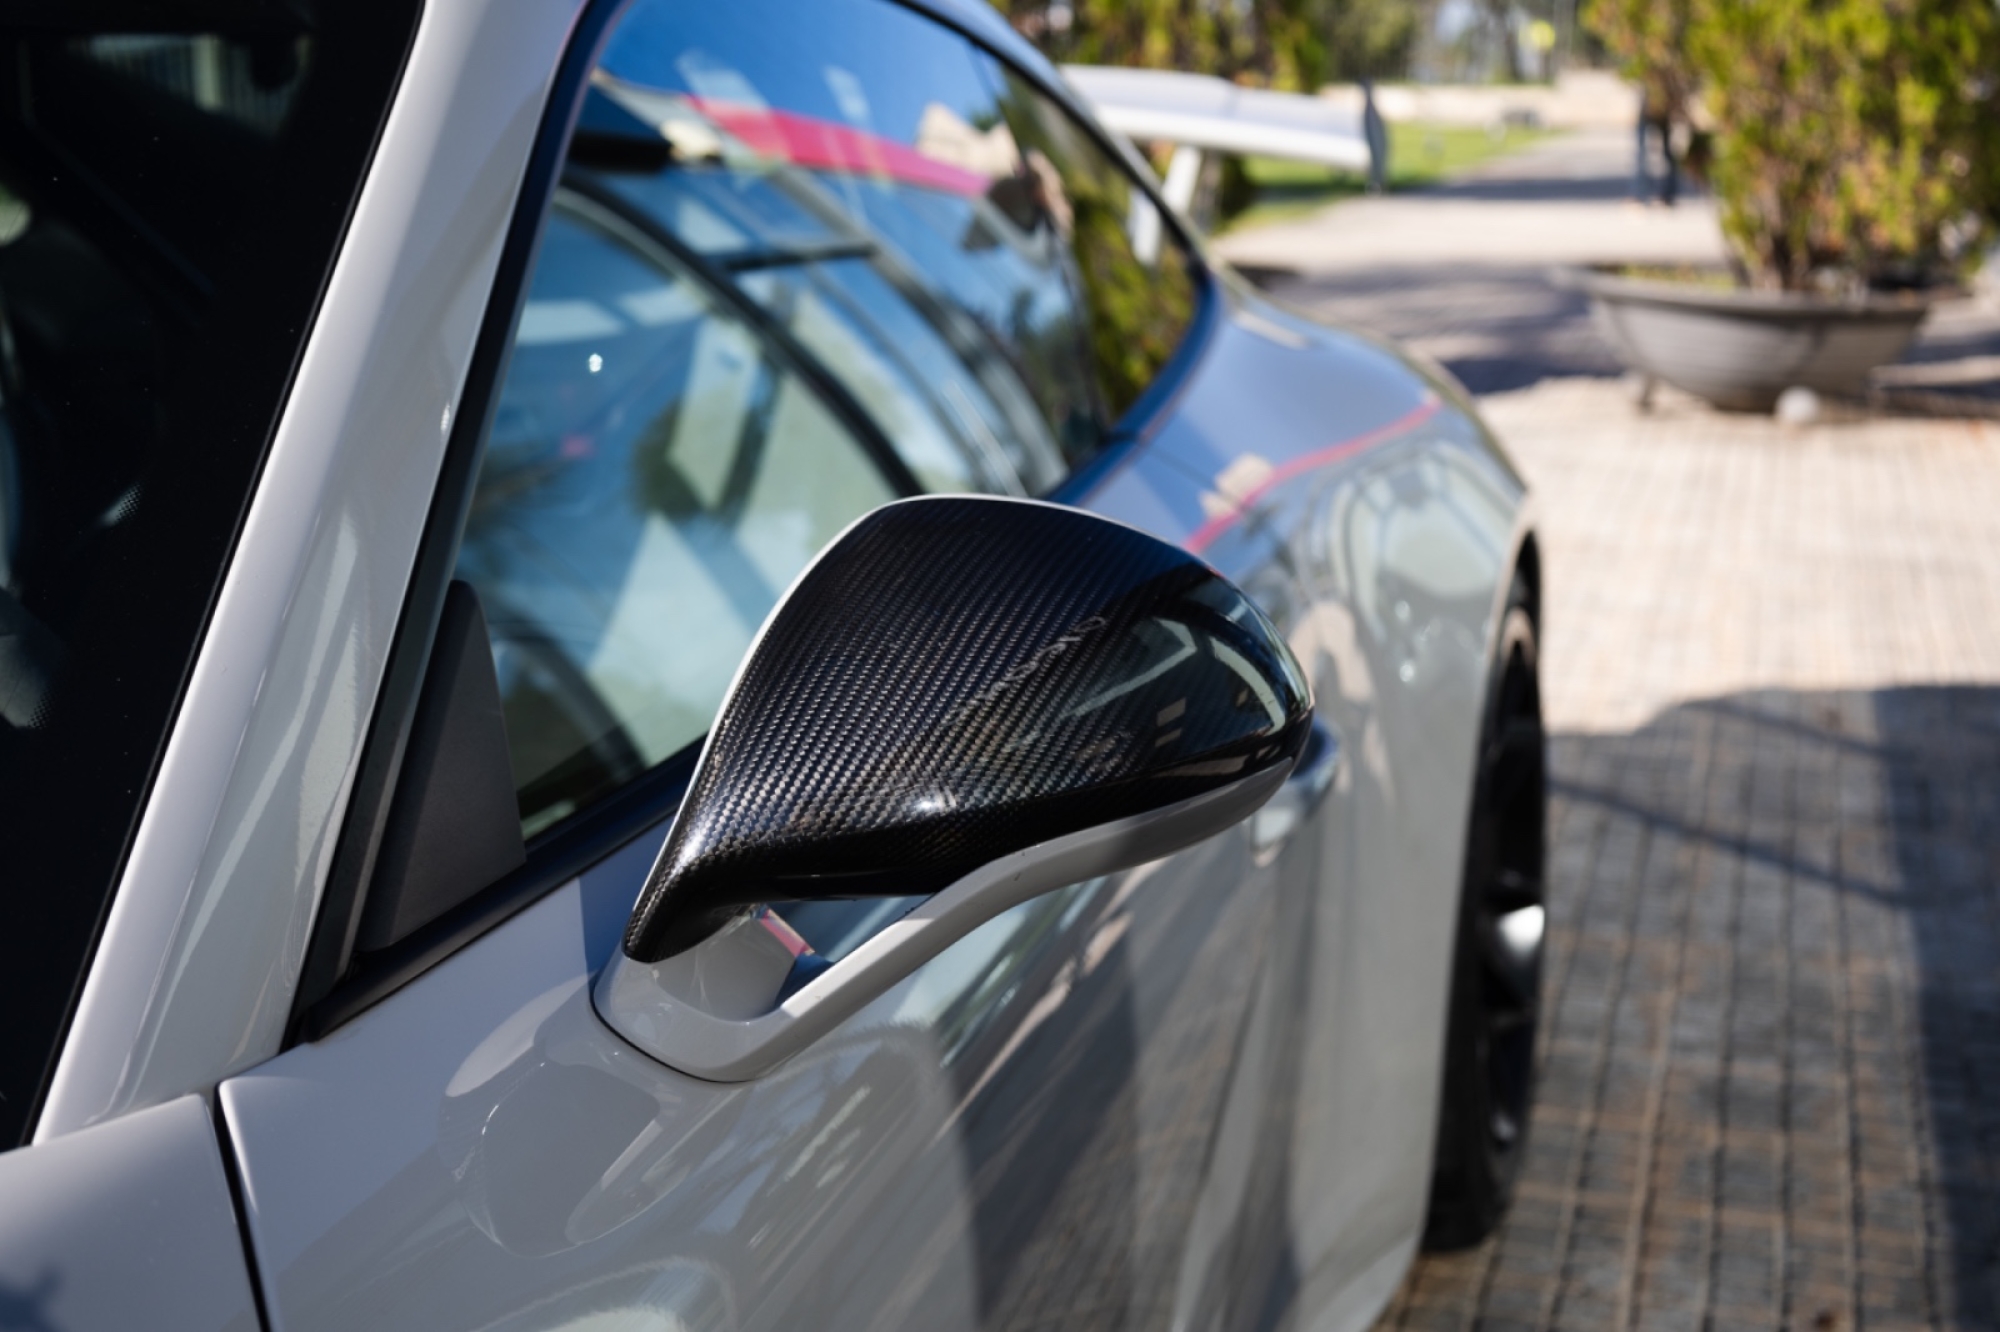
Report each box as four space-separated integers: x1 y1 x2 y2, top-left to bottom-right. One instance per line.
595 766 1287 1081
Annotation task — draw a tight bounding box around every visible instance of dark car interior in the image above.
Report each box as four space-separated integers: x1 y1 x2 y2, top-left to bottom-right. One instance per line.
0 32 310 761
0 0 423 1149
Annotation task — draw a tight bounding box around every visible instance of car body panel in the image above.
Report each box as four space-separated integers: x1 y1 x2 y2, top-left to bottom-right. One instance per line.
37 0 589 1140
0 1095 258 1331
24 0 1535 1328
224 793 1314 1331
220 275 1525 1332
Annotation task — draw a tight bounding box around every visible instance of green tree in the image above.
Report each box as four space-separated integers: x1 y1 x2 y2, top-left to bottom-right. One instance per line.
1686 0 2000 291
999 0 1421 225
1590 0 2000 291
1321 0 1420 83
995 0 1418 92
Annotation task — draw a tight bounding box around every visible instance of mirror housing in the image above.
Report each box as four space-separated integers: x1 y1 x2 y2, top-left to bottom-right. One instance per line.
597 496 1311 1080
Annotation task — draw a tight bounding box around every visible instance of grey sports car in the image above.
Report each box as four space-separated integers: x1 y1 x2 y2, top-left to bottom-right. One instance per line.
0 1 1546 1328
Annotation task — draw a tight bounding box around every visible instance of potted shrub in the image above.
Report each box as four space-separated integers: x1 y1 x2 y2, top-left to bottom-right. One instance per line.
1575 0 2000 411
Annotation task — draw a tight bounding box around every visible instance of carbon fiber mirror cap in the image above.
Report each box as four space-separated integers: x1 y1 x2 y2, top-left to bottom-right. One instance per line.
625 494 1313 964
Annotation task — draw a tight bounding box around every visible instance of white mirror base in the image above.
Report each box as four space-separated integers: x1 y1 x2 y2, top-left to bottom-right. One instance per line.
593 763 1291 1082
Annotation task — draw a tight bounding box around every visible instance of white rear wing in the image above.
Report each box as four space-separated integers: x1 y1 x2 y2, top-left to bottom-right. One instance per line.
1061 65 1377 212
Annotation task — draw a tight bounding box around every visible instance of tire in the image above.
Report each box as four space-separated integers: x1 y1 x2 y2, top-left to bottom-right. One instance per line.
1422 584 1547 1250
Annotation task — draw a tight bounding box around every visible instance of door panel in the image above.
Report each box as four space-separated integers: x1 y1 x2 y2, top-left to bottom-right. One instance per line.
224 775 1312 1331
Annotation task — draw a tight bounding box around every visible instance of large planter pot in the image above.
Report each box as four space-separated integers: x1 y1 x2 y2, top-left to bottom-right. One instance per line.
1558 266 1934 412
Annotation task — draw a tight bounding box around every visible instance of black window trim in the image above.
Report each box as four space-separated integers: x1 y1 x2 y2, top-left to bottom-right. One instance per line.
288 0 1221 1043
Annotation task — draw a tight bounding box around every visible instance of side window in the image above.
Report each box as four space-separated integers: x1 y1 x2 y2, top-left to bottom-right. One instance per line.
987 72 1201 424
460 196 902 836
592 0 1094 479
454 0 1206 841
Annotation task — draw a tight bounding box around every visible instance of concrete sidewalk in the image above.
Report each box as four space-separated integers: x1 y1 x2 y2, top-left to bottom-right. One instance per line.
1216 128 1724 274
1217 128 1730 396
1214 131 2000 1330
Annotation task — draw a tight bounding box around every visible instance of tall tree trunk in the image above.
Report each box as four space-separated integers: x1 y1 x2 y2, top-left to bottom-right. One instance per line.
1484 0 1522 80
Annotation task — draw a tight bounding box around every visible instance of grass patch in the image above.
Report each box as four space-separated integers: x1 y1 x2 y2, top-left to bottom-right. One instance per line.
1217 121 1552 232
1606 264 1739 290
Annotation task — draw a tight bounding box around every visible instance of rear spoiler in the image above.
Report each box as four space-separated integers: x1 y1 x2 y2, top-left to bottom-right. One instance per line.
1061 65 1379 212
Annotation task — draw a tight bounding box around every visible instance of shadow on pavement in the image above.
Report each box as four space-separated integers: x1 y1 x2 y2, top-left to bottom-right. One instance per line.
1872 687 2000 1328
1247 262 1626 394
1378 686 1999 1329
1551 687 2000 1328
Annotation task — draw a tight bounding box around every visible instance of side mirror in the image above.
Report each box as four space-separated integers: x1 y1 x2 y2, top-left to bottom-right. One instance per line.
595 496 1311 1080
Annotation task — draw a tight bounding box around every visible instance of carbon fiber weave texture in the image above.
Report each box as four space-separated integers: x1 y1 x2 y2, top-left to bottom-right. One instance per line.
626 497 1311 961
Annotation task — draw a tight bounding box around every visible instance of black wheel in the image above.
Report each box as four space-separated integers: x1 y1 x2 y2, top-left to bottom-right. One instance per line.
1422 584 1547 1250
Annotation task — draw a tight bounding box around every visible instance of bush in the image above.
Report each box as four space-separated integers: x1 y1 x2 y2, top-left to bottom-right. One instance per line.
1590 0 2000 293
995 0 1417 92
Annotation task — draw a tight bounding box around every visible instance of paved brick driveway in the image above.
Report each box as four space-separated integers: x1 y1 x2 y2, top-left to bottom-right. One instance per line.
1380 382 2000 1332
1220 134 2000 1330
